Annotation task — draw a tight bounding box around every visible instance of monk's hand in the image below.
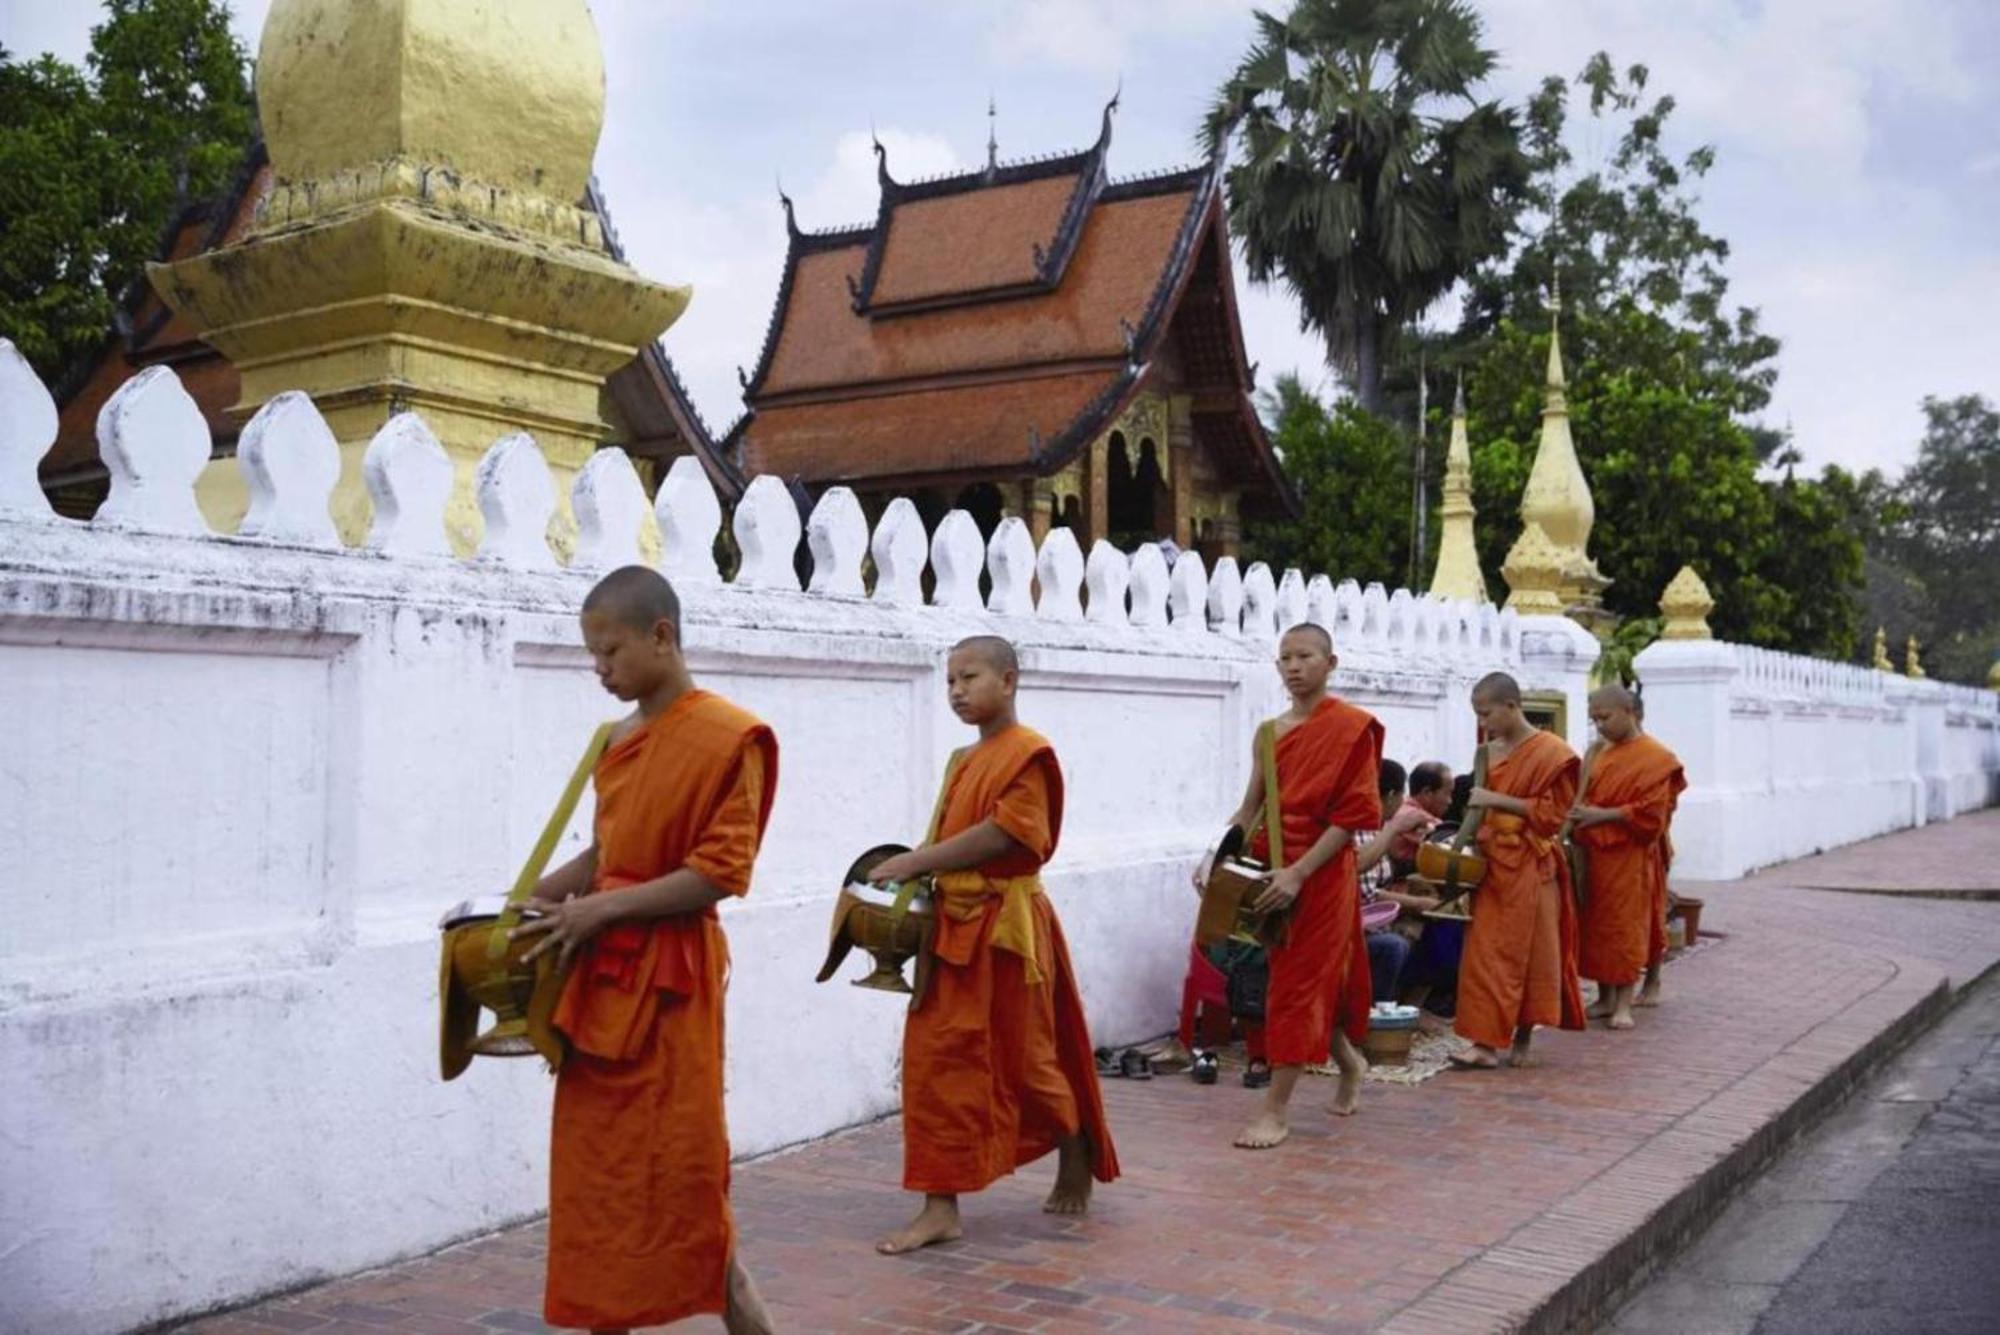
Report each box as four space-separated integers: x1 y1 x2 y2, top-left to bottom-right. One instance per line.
866 851 928 885
1253 865 1306 914
512 893 612 969
1570 804 1618 828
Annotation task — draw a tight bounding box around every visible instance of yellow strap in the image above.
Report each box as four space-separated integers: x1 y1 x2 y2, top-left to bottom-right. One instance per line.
924 748 970 844
488 723 616 962
934 871 1045 985
1257 719 1285 870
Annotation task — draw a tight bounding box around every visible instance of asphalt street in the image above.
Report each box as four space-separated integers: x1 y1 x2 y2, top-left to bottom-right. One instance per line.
1611 971 2000 1334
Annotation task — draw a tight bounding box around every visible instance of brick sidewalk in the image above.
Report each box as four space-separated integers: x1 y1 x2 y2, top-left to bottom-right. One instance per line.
182 820 2000 1335
1740 805 2000 898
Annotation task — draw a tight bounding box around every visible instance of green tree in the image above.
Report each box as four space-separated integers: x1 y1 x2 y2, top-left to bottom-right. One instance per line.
0 1 251 382
1245 372 1412 586
1204 0 1531 413
1873 395 2000 684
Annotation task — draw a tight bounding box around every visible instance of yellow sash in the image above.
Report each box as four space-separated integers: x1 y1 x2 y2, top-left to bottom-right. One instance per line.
924 746 1047 985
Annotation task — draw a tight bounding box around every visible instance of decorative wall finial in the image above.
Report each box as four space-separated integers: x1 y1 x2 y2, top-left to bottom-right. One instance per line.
1872 626 1893 671
1658 565 1715 641
1905 635 1926 679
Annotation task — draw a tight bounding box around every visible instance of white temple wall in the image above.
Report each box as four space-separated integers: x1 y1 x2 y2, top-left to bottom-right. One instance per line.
1634 639 1999 882
0 348 1990 1330
0 349 1561 1333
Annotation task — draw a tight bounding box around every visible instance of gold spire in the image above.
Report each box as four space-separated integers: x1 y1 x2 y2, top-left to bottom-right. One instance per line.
1872 627 1893 671
149 0 691 552
1512 277 1608 618
1428 376 1489 602
1906 635 1927 679
1658 565 1715 640
1501 522 1566 615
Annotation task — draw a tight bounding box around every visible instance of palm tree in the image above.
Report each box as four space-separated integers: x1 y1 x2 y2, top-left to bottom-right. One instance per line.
1204 0 1530 415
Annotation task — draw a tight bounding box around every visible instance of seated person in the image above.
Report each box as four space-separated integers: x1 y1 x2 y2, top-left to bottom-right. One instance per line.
1357 760 1461 1023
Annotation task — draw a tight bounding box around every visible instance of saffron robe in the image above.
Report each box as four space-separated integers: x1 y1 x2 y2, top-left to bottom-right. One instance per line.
1576 735 1687 986
1248 696 1383 1067
1454 729 1588 1050
901 724 1120 1194
544 690 777 1330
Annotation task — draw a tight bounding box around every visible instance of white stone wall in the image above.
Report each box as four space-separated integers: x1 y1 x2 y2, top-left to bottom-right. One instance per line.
1635 638 2000 881
0 344 1591 1333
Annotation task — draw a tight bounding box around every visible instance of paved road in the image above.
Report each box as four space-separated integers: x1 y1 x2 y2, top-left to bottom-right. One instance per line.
1611 972 2000 1334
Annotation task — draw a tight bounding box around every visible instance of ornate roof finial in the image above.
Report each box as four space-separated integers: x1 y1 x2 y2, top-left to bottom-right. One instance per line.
871 122 892 187
1452 371 1466 417
987 93 998 173
1096 80 1122 151
777 175 799 239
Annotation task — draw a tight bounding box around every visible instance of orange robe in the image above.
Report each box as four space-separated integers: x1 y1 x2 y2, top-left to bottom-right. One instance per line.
1248 696 1383 1066
544 690 777 1330
902 723 1120 1194
1455 730 1587 1050
1576 735 1686 986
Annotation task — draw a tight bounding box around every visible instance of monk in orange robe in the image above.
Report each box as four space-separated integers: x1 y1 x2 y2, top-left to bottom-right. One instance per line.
868 635 1119 1254
1451 672 1587 1070
511 566 776 1334
1225 623 1382 1149
1574 685 1687 1030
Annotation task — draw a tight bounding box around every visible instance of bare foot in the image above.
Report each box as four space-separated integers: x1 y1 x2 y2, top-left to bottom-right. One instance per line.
1508 1032 1538 1068
1329 1033 1366 1116
1586 999 1615 1019
723 1257 775 1335
1449 1045 1501 1070
1607 1007 1636 1030
1636 976 1662 1008
876 1195 963 1255
1233 1111 1290 1149
1043 1135 1093 1215
1416 1010 1448 1037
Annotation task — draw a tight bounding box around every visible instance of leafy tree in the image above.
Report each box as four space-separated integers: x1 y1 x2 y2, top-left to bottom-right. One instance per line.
1871 395 2000 684
1245 372 1412 586
1454 54 1778 425
0 1 251 383
1204 0 1531 413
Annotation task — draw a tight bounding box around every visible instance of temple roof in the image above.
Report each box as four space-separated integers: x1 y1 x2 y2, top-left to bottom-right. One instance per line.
42 144 739 498
734 116 1294 516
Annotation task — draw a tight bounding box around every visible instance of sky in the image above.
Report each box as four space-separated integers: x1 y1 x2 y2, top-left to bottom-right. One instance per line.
5 0 1994 475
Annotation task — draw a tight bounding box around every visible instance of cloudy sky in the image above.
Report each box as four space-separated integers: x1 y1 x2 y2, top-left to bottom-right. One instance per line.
6 0 1994 474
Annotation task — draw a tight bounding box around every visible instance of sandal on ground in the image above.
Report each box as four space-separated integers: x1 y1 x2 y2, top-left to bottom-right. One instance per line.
1191 1050 1220 1085
1118 1048 1154 1080
1242 1058 1273 1089
1095 1046 1122 1077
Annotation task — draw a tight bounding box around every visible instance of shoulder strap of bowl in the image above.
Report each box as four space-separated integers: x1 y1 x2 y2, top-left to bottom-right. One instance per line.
888 747 971 921
1258 719 1284 870
489 722 616 961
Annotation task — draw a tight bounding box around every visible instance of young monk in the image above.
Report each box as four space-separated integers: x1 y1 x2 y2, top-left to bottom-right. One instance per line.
1225 623 1383 1149
1573 685 1687 1030
1451 672 1587 1070
867 635 1120 1254
510 565 776 1334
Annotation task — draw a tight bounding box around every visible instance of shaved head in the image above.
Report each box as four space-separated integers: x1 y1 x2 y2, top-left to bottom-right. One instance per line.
583 565 680 635
1281 622 1332 653
951 635 1018 675
1472 672 1522 706
1589 684 1638 712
